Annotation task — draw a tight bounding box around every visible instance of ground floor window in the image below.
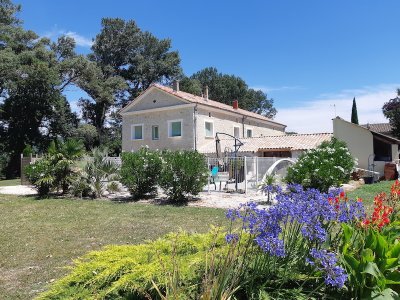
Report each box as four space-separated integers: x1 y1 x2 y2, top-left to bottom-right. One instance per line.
131 124 143 140
169 120 182 137
152 125 159 140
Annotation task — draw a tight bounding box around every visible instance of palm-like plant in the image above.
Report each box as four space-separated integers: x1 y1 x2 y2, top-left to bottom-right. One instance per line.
78 148 119 198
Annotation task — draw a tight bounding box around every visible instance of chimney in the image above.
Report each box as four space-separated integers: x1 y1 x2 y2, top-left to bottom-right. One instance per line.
232 100 239 109
172 80 179 92
203 85 209 100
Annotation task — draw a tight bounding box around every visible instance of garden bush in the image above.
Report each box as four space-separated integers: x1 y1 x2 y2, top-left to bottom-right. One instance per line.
37 229 230 300
120 147 162 199
286 138 355 192
71 147 119 198
25 139 84 196
159 150 209 202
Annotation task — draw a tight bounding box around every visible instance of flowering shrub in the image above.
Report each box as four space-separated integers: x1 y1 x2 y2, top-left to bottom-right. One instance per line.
159 150 209 202
286 138 355 192
120 147 162 199
225 184 365 297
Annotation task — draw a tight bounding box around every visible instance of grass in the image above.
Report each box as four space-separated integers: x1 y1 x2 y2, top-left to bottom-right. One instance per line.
0 178 21 186
0 195 228 299
347 180 395 212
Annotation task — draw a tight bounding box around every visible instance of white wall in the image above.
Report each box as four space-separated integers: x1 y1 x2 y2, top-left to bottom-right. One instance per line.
333 118 374 170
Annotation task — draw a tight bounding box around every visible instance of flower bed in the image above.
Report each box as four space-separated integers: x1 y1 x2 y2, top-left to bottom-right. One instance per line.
39 181 400 299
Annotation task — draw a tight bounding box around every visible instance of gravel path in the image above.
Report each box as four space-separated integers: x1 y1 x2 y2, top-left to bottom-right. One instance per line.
0 185 265 209
0 185 37 195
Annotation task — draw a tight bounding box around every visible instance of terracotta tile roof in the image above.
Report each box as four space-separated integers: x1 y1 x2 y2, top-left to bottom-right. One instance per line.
198 133 333 154
151 83 286 128
361 123 392 134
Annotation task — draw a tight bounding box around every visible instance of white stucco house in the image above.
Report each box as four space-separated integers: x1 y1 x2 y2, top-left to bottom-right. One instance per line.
120 82 287 153
333 117 400 176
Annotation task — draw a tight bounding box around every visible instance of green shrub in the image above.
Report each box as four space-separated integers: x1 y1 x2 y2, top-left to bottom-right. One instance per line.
22 144 33 157
71 148 119 198
285 138 355 192
25 158 54 196
159 150 209 202
120 147 162 199
37 229 229 300
25 139 85 196
340 222 400 299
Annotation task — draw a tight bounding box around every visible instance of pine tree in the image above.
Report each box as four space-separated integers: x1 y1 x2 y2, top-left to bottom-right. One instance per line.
351 97 359 124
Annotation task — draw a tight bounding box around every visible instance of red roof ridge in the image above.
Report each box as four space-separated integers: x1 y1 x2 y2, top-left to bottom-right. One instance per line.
151 83 286 127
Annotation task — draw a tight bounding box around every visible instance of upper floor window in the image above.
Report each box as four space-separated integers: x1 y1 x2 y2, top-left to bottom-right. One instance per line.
132 124 143 140
152 125 159 140
205 121 214 138
233 126 240 138
168 120 182 137
247 128 253 138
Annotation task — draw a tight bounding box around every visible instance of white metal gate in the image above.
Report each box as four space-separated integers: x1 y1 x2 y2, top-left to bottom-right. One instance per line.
206 157 291 194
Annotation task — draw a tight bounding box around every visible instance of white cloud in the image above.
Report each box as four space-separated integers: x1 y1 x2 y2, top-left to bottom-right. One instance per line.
275 84 399 134
43 26 93 47
251 85 304 93
63 31 93 47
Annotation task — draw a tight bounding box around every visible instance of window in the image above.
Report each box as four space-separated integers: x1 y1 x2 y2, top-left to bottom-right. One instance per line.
152 125 159 140
233 126 240 138
132 124 143 140
168 120 182 137
247 129 253 138
205 121 214 137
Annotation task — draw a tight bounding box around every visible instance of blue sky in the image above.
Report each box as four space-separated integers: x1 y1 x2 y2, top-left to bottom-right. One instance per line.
16 0 400 133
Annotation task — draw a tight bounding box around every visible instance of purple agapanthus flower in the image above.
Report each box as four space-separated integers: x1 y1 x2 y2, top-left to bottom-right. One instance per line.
308 248 347 288
225 184 365 259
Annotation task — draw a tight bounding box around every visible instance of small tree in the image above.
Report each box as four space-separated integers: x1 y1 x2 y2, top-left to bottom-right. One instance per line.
286 138 355 192
159 150 209 203
351 97 359 125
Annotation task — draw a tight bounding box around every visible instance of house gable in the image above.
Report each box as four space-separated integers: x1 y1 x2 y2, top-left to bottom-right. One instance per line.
121 86 189 114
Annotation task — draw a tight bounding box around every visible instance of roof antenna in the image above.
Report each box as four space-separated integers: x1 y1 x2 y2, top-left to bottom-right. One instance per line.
331 104 336 117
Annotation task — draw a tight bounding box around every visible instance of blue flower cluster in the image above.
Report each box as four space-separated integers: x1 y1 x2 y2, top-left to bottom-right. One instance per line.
227 185 365 256
307 248 347 288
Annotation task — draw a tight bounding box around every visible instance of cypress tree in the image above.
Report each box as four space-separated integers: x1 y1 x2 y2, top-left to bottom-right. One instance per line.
351 97 359 124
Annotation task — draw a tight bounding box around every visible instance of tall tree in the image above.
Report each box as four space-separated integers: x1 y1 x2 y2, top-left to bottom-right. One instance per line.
351 97 359 124
77 62 127 138
89 18 181 106
383 89 400 139
0 1 83 177
180 67 277 118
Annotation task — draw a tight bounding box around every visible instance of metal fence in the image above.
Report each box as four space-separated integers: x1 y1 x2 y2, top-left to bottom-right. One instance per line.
206 156 295 194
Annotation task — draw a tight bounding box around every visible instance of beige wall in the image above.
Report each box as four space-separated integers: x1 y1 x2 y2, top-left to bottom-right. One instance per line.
126 89 185 112
392 144 399 161
333 118 374 170
122 87 285 153
122 107 195 152
195 107 285 153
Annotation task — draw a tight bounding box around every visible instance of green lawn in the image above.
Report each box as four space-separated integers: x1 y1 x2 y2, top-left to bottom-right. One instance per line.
347 180 395 212
0 179 20 186
0 195 227 300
